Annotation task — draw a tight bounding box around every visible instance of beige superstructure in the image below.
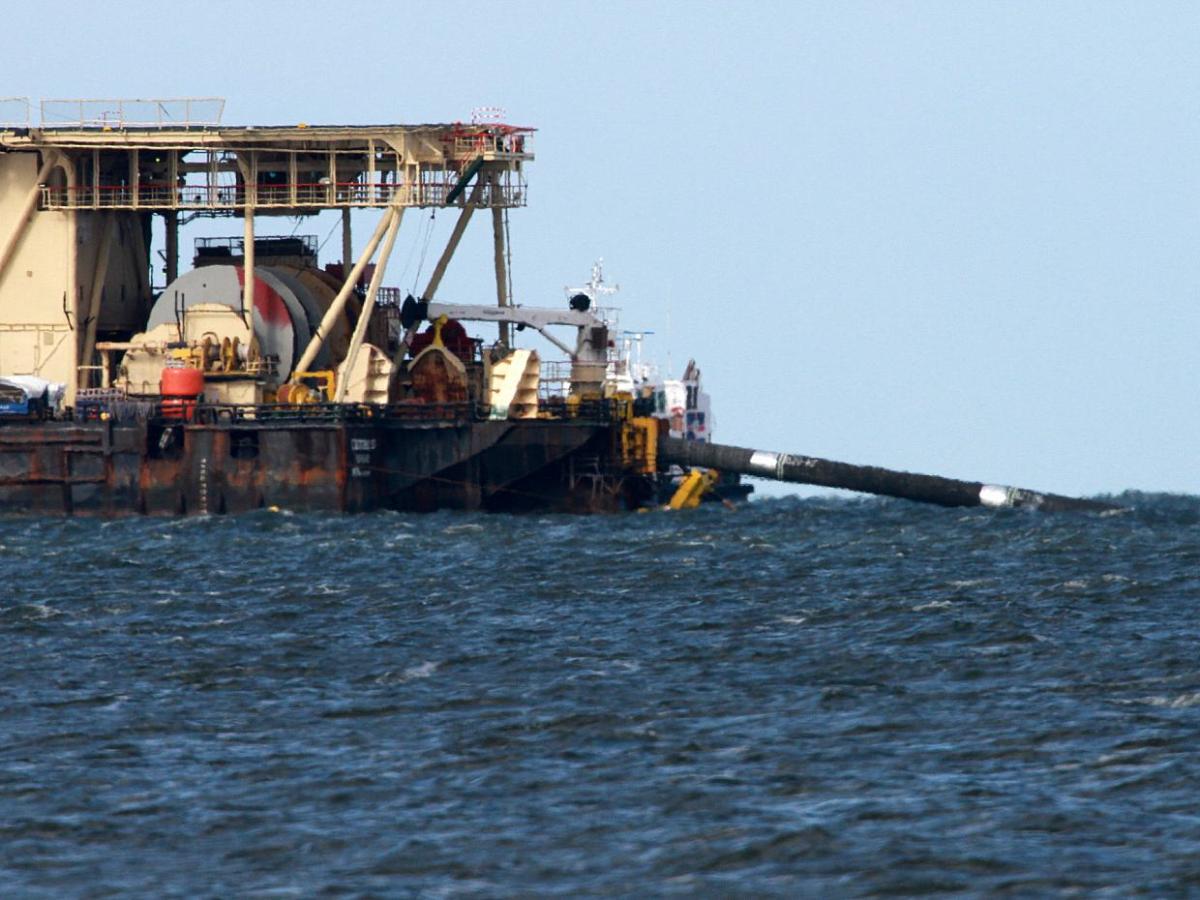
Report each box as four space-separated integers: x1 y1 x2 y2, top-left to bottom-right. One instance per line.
0 98 532 405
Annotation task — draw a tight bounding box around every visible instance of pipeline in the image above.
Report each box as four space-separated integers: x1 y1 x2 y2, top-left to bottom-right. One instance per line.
658 436 1119 513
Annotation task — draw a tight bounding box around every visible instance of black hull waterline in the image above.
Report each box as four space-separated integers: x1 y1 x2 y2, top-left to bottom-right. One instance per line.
0 418 617 516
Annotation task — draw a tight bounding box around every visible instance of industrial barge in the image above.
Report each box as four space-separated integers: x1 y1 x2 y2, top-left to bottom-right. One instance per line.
0 98 1111 516
0 99 755 515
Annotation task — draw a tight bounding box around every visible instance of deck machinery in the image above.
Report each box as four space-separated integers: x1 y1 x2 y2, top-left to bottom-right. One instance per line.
0 98 659 514
0 99 1111 515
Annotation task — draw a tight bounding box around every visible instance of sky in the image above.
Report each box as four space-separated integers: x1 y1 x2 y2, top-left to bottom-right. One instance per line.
3 0 1196 497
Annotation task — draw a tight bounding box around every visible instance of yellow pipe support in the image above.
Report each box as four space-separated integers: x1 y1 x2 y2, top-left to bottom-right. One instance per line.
667 468 720 510
430 314 448 348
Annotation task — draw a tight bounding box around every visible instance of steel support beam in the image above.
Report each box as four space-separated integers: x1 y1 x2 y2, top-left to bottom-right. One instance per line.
242 204 255 323
165 210 179 285
129 149 139 209
128 214 152 314
167 149 178 212
63 159 79 407
492 204 510 348
336 207 403 401
293 209 394 377
236 153 255 323
0 150 60 282
80 213 117 385
422 180 484 300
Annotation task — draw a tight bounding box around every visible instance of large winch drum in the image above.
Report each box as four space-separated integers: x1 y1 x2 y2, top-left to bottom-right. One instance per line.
147 265 334 381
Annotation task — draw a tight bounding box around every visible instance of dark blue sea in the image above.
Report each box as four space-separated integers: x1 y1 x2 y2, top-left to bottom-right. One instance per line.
1 493 1198 897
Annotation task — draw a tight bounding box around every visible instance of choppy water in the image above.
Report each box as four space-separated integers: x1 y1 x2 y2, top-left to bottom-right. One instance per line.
1 493 1198 897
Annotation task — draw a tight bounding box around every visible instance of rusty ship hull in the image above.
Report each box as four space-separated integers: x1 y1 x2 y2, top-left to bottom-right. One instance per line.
7 102 1094 518
0 412 626 516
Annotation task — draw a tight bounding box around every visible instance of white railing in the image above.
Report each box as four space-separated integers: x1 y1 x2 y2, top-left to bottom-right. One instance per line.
40 178 526 211
0 97 31 127
538 360 574 399
35 98 225 129
451 132 532 158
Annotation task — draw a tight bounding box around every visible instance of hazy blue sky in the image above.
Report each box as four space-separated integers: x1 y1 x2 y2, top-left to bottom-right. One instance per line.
6 1 1197 496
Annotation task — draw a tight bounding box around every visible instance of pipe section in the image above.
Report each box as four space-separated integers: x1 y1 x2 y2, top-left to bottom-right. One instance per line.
658 436 1119 513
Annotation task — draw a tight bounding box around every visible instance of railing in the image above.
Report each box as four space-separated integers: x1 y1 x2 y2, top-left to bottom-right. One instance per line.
536 397 613 422
2 97 225 129
70 380 616 426
38 97 225 129
196 234 319 258
133 396 616 426
538 360 573 399
450 132 532 158
39 179 527 211
74 391 155 424
196 401 483 424
375 287 403 307
255 182 409 206
0 97 31 127
411 180 525 208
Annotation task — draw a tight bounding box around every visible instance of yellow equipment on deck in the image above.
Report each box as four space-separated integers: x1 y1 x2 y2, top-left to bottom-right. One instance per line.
278 370 335 404
666 468 720 510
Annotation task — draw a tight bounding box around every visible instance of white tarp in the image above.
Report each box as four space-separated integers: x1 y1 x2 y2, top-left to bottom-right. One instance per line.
0 376 65 409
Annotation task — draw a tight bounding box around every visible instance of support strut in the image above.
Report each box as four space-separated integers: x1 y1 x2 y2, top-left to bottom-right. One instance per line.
492 204 510 348
423 180 484 300
80 213 117 384
335 207 403 401
0 151 61 288
293 208 394 377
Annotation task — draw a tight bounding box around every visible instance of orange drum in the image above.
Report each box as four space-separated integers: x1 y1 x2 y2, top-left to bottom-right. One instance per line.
160 367 204 421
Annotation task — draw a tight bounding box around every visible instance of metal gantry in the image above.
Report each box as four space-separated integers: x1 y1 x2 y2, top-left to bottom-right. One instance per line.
0 98 535 404
1 124 531 213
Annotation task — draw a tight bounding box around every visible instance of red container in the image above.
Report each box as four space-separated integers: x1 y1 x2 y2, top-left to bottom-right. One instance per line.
161 366 204 397
160 367 204 421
